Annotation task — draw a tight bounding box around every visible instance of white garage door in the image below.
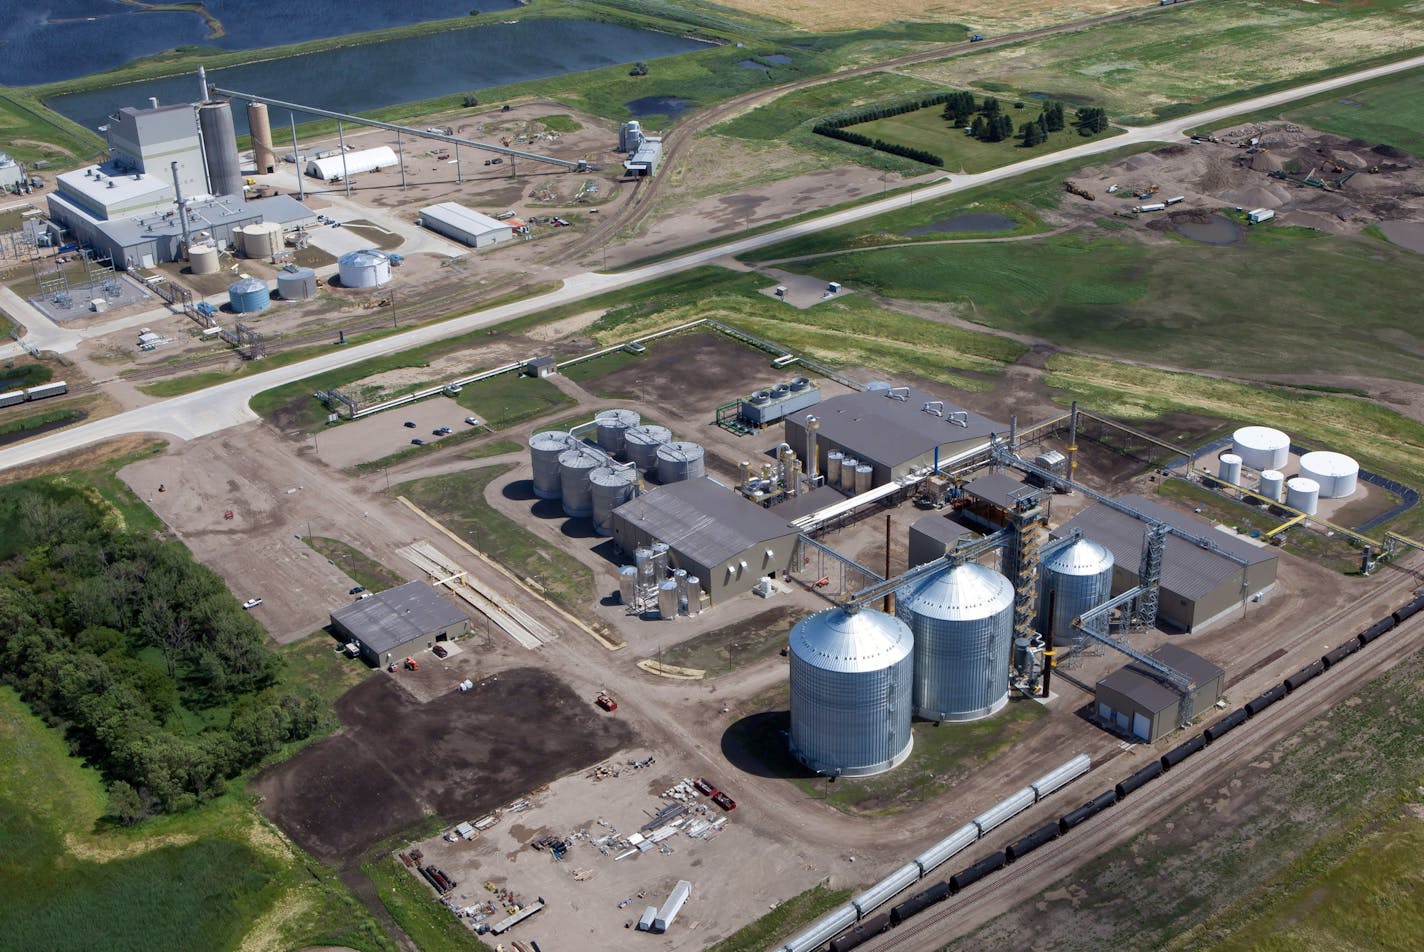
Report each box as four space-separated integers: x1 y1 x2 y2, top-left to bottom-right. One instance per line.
1132 712 1152 741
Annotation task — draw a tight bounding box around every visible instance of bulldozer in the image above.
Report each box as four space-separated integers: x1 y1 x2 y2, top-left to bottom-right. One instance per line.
1063 180 1096 201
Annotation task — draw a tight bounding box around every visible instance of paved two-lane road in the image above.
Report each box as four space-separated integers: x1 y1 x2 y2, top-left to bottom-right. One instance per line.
4 52 1422 473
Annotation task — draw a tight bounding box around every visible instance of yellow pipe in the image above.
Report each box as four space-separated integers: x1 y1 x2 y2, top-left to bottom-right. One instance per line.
1187 466 1382 549
1268 513 1308 536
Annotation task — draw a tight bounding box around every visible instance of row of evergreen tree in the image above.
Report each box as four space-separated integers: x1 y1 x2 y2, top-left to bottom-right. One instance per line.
812 125 945 166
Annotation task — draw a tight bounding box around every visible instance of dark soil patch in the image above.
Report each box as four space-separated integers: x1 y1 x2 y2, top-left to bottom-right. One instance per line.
0 409 85 447
252 667 636 866
589 331 776 420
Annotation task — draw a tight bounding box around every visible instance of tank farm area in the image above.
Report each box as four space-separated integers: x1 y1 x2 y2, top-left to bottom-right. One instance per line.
193 302 1421 951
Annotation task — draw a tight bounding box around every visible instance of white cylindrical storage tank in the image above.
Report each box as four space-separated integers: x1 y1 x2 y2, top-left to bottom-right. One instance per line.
897 562 1015 722
635 546 656 587
1299 451 1359 498
656 441 705 483
1286 477 1320 515
618 565 638 606
338 248 392 288
651 542 670 579
789 607 915 777
589 466 637 536
1038 538 1113 640
594 408 640 457
276 266 318 300
826 451 844 488
558 446 603 518
1232 425 1290 471
1259 469 1285 503
674 568 688 611
188 243 219 274
839 458 859 491
854 464 872 495
528 431 570 499
227 277 270 313
657 579 679 620
625 424 670 470
686 576 702 614
1217 453 1243 486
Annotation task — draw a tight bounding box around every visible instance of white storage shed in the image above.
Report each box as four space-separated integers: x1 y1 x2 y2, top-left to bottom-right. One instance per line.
305 146 398 181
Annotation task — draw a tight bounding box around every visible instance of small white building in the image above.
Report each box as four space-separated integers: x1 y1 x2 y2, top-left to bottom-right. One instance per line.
418 202 514 248
0 152 22 190
305 146 399 181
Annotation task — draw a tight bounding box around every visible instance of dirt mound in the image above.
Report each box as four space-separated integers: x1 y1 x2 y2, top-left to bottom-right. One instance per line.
1373 144 1408 159
1154 145 1189 158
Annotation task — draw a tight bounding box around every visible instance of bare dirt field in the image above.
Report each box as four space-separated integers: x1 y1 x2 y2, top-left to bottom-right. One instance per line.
709 0 1146 33
254 667 637 866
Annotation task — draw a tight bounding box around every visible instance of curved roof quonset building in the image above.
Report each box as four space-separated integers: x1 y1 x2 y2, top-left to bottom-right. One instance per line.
789 607 915 777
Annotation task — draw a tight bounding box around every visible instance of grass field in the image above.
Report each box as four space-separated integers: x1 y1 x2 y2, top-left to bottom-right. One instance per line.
766 228 1424 385
904 0 1424 123
958 647 1424 952
303 536 407 592
1283 68 1424 158
397 464 595 614
849 102 1118 173
364 856 485 952
454 373 573 429
705 882 854 952
0 92 103 165
660 607 798 677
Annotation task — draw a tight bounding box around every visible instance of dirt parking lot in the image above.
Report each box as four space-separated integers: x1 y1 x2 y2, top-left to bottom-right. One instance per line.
254 666 636 866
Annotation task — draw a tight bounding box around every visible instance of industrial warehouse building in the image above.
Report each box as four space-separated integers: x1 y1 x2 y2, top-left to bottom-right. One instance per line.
1095 643 1224 742
784 387 1003 489
1057 494 1278 632
610 476 800 603
330 581 469 668
418 202 514 248
908 513 977 568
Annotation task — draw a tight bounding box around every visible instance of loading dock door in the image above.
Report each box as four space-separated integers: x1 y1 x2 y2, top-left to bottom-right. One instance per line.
1132 712 1151 741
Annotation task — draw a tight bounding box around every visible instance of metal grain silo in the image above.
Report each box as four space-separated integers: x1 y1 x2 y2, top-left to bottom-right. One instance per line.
589 465 637 535
625 424 670 471
558 446 603 517
789 607 914 777
897 562 1014 722
227 277 270 313
529 431 571 499
1037 538 1113 640
276 266 318 300
338 249 392 288
198 100 243 196
595 408 640 456
656 441 704 483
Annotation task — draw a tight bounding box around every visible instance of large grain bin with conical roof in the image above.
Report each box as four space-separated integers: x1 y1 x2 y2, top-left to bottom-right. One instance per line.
1038 538 1114 640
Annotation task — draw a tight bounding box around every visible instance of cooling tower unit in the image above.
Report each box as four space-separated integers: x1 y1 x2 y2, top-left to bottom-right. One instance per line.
1299 451 1359 498
227 277 270 313
198 100 243 197
558 446 604 518
590 466 637 536
528 431 572 499
247 101 276 173
897 562 1015 722
338 249 392 288
656 441 705 483
789 607 915 777
624 424 670 471
276 266 317 300
595 408 640 457
1232 425 1290 472
1038 538 1114 640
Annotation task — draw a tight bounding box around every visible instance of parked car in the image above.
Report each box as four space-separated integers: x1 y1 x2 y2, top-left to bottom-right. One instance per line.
411 438 424 446
404 420 417 428
357 592 373 600
432 644 448 659
349 585 365 595
596 692 618 712
465 416 480 426
241 597 263 609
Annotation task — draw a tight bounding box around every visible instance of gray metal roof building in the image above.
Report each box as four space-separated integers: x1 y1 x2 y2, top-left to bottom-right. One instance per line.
908 513 978 568
611 477 800 603
1057 494 1277 632
330 581 469 667
784 387 1004 489
1095 643 1224 742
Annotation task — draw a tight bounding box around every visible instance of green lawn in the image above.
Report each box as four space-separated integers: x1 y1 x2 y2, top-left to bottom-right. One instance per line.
705 882 854 952
461 437 524 460
454 373 574 429
397 464 595 614
364 856 486 952
0 92 103 164
303 536 408 592
1284 69 1424 157
849 103 1118 173
659 606 800 677
903 0 1424 123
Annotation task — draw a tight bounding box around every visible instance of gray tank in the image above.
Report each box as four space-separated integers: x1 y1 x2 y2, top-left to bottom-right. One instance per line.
1037 538 1114 640
656 441 705 483
558 446 604 518
826 451 844 488
276 266 317 300
625 424 671 471
198 100 243 197
897 562 1015 722
840 458 859 492
529 431 572 499
589 466 637 536
595 408 640 457
789 607 915 777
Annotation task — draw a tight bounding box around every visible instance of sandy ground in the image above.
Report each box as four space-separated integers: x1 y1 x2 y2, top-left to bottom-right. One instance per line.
711 0 1148 32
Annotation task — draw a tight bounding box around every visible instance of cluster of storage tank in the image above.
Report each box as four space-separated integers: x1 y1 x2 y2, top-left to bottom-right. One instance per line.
1227 426 1359 515
789 537 1114 778
825 451 873 496
528 410 706 535
617 543 703 619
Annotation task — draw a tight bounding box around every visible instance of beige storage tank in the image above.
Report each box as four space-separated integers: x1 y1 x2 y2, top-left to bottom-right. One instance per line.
247 101 276 174
240 221 283 259
188 243 220 275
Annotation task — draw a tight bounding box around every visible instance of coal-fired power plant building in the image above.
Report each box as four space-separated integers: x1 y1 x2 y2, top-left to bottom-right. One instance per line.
784 387 1003 488
789 607 915 777
896 562 1016 722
